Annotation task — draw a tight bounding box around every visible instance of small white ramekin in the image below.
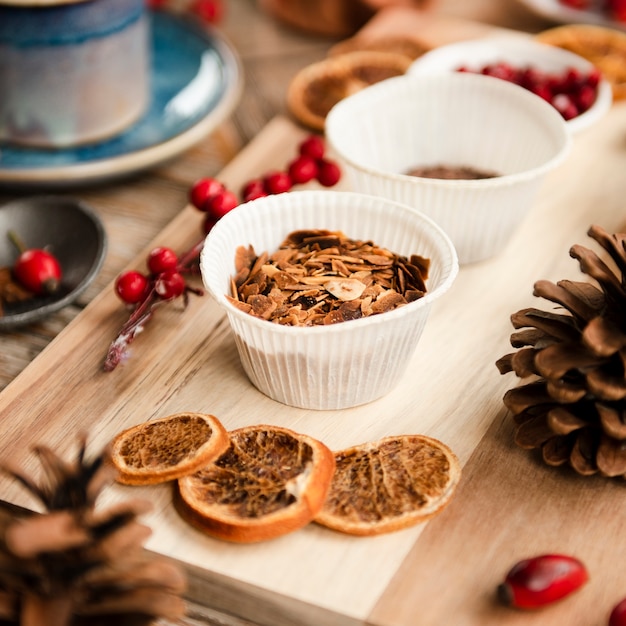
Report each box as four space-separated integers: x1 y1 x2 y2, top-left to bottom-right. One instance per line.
325 72 572 265
200 190 458 410
408 36 612 134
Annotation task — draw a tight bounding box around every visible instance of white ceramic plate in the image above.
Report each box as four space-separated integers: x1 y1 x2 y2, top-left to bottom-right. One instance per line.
409 36 613 134
517 0 626 30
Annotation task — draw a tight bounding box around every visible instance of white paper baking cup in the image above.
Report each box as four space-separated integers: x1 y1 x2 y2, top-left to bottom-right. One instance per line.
201 190 458 410
325 72 572 265
408 36 612 134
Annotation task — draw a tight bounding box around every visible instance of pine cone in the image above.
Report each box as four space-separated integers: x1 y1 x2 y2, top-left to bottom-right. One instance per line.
0 435 187 626
496 225 626 478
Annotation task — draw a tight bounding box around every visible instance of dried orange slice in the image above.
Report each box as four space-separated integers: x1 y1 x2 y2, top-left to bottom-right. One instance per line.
315 434 461 536
110 412 230 486
175 424 336 543
536 24 626 100
286 51 412 131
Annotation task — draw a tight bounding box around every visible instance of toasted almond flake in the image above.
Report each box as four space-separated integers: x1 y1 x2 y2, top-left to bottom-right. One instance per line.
325 278 367 301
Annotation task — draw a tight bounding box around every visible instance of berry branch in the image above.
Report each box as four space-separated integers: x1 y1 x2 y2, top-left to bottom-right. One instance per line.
103 134 341 371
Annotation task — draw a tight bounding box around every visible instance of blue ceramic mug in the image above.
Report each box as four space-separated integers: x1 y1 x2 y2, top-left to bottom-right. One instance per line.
0 0 149 148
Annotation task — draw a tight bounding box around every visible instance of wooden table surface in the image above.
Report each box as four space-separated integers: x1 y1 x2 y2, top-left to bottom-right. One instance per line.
3 2 625 626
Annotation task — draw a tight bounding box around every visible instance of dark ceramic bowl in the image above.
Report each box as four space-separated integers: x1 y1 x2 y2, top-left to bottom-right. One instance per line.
0 195 107 330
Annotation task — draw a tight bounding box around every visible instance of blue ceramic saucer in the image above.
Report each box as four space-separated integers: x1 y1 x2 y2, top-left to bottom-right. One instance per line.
0 11 243 188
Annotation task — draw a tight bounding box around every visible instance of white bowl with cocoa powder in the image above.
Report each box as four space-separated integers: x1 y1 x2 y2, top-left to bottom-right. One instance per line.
325 71 572 265
200 190 458 410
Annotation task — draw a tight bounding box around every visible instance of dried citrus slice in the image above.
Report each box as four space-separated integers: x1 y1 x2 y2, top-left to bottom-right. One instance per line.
315 434 461 536
110 412 230 486
175 424 336 543
536 24 626 100
286 51 412 131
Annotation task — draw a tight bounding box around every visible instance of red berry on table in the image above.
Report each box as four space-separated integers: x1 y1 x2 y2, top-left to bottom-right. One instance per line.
241 179 267 202
316 159 341 187
205 189 239 220
147 246 178 274
497 554 588 609
288 155 319 184
190 0 224 23
115 271 149 305
189 177 224 211
155 270 186 299
263 171 293 194
298 134 325 160
609 597 626 626
13 248 62 295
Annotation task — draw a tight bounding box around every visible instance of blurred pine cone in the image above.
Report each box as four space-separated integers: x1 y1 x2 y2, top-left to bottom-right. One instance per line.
496 225 626 477
0 435 186 626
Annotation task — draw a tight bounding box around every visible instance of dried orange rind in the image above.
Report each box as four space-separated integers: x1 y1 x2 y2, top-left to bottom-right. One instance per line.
110 412 230 486
175 424 336 543
286 50 412 131
315 434 461 536
536 24 626 100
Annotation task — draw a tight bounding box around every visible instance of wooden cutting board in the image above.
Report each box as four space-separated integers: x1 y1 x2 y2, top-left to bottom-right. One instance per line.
1 16 626 626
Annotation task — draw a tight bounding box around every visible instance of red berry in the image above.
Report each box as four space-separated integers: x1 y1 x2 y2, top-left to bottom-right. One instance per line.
115 271 149 304
205 189 238 220
189 177 224 211
497 554 588 609
609 597 626 626
263 171 293 194
298 135 325 160
316 159 341 187
559 0 589 8
288 155 319 184
147 246 178 274
552 93 579 120
13 248 62 295
155 270 186 299
190 0 223 23
202 214 218 235
241 179 267 202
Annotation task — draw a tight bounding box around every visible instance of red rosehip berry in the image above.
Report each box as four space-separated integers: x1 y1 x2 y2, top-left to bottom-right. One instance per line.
190 0 223 23
189 177 224 211
288 155 319 184
155 270 186 299
609 597 626 626
241 179 267 202
13 248 62 296
205 189 239 220
115 271 149 304
497 554 588 610
298 134 325 160
263 171 293 194
316 159 341 187
147 246 178 274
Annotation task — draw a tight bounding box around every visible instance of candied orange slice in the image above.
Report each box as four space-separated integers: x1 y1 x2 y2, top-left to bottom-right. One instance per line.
110 412 230 486
175 424 336 543
287 51 412 131
536 24 626 100
315 434 461 536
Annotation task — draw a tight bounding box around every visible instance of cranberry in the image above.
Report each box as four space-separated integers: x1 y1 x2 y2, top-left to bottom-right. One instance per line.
147 246 178 274
298 135 325 160
609 597 626 626
552 93 579 120
288 155 319 184
205 189 239 220
497 554 588 609
189 177 224 211
155 270 186 299
263 171 293 194
115 271 149 304
190 0 224 23
316 159 342 187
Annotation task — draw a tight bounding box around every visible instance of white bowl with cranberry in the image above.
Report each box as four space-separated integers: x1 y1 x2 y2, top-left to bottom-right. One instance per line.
408 36 612 134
